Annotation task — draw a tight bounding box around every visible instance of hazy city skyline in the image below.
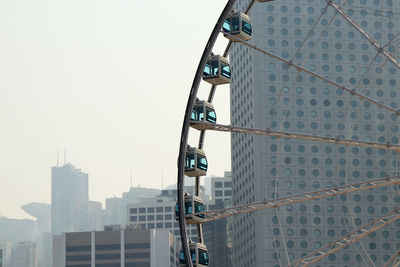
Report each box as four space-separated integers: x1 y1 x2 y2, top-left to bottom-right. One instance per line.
0 0 232 219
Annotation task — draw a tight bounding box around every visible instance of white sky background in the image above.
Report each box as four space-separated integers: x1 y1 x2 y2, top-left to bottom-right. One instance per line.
0 0 232 219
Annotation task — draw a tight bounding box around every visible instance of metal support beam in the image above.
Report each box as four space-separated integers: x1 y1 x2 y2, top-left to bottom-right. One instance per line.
194 175 400 222
289 208 400 266
384 251 400 267
327 0 400 70
190 121 400 152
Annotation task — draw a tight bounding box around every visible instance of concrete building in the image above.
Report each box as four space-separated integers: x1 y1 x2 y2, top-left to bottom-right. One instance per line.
10 242 38 267
51 163 89 235
203 171 233 266
126 186 206 240
230 0 400 266
21 203 51 267
0 243 11 267
40 232 52 267
105 187 161 226
21 203 50 233
209 171 232 203
0 217 37 243
53 226 179 267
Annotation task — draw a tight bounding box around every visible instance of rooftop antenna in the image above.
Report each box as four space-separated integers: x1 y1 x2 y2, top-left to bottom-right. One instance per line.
57 149 59 167
130 165 133 189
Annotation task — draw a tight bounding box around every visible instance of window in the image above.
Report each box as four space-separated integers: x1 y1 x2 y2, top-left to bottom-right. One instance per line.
215 182 223 188
130 208 137 214
215 190 223 197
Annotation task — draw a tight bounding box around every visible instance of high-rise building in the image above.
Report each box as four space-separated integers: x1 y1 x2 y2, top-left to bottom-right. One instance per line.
10 242 38 267
0 217 37 243
105 187 161 226
0 243 11 267
203 171 233 266
230 1 400 266
53 226 179 267
126 186 206 240
21 203 51 267
209 171 232 203
51 163 89 235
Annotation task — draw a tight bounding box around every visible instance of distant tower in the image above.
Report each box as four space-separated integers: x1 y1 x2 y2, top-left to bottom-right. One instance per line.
11 242 38 267
51 163 88 235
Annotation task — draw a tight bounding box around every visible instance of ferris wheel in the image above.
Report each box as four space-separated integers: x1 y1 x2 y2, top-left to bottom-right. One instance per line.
176 0 400 266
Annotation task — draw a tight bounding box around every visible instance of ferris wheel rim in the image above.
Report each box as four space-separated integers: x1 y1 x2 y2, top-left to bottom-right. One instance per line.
176 0 241 266
177 0 400 266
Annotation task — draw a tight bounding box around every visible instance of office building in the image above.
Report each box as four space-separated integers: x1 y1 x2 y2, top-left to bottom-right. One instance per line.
51 163 89 235
209 171 232 203
230 0 400 266
203 171 233 266
0 217 37 243
21 203 52 267
105 187 161 226
53 226 179 267
10 242 38 267
0 243 11 267
126 186 206 240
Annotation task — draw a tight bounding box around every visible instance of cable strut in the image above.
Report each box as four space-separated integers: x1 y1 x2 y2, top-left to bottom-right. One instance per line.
327 0 400 70
289 207 400 266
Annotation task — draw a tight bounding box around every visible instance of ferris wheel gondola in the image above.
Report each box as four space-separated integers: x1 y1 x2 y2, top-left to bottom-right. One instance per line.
177 0 400 266
179 242 209 267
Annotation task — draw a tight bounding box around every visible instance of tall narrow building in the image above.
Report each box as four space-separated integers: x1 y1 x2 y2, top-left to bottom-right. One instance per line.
51 163 89 235
230 0 400 266
10 242 38 267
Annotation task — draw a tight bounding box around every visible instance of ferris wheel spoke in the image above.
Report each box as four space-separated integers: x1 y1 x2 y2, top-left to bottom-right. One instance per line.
195 175 400 222
326 0 400 70
384 251 400 267
225 33 400 116
289 207 400 267
190 121 400 151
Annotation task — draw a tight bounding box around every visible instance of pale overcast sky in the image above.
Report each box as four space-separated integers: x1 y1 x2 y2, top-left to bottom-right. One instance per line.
0 0 232 219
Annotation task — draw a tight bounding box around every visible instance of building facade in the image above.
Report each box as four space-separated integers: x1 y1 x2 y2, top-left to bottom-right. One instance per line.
203 171 233 266
10 242 38 267
126 191 201 240
51 163 89 235
105 187 161 226
53 226 179 267
231 0 400 266
0 243 11 267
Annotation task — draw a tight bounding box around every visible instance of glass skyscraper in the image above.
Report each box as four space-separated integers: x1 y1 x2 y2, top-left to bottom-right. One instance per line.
230 0 400 266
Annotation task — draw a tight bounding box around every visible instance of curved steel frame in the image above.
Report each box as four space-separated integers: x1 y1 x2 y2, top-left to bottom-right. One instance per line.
177 0 262 264
176 1 238 265
177 0 400 266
